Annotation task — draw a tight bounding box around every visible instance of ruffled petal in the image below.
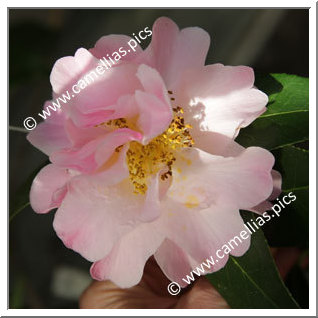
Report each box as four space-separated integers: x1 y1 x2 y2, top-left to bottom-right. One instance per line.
135 64 172 143
176 64 268 139
90 34 143 61
251 170 282 214
143 17 210 88
27 101 71 156
192 131 245 157
50 128 142 173
192 134 282 214
30 164 71 214
169 147 274 211
160 199 250 271
154 239 193 288
66 63 142 128
53 148 161 262
90 222 164 287
50 48 98 94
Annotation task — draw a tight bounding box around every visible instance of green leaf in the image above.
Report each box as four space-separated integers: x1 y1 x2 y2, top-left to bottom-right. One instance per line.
207 211 300 309
264 145 309 247
236 73 309 150
264 188 308 247
10 160 48 222
272 145 309 192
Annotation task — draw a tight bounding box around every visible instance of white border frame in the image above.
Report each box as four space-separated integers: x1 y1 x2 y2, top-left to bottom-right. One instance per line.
3 1 316 316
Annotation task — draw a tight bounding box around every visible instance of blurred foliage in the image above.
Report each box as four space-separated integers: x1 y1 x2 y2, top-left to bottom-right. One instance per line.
9 23 60 87
10 160 48 222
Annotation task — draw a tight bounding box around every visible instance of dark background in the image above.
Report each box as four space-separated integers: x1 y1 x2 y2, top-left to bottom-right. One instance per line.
9 9 309 309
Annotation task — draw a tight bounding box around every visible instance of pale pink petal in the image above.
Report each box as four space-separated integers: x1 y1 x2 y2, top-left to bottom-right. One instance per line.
66 63 141 128
160 199 250 271
94 129 143 168
90 34 143 61
90 223 164 287
30 164 71 214
134 64 172 143
50 138 103 173
144 17 210 88
50 48 98 94
53 148 161 262
169 147 274 211
251 170 282 214
135 91 172 144
193 134 282 214
105 94 140 120
138 173 161 222
64 119 108 148
50 128 142 173
154 239 193 288
192 131 245 157
27 101 71 156
53 179 137 262
176 64 268 139
86 144 130 185
136 64 171 105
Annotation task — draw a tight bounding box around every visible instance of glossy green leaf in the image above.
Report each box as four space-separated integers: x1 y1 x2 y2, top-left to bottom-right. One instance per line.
207 211 300 309
273 145 309 192
236 73 309 150
264 145 309 247
264 188 308 247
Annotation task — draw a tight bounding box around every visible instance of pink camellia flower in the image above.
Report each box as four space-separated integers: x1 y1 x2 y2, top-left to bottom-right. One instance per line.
28 17 281 288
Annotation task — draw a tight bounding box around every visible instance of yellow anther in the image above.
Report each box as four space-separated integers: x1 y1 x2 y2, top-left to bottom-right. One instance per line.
96 108 194 194
126 107 194 194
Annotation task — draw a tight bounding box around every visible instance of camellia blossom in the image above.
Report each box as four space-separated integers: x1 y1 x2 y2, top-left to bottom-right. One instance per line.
28 17 281 288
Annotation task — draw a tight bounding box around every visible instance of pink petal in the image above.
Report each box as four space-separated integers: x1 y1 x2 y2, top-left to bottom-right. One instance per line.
160 199 250 271
193 135 282 214
64 118 108 148
94 128 143 168
90 222 164 287
50 48 98 94
136 64 171 105
30 164 71 214
66 63 141 128
135 91 172 144
176 64 268 139
105 94 140 120
90 34 143 61
27 101 71 156
193 131 245 158
50 128 142 173
251 170 282 214
135 65 172 143
154 239 193 288
144 17 210 88
53 181 135 262
138 173 161 222
50 137 103 173
53 148 161 262
170 147 275 211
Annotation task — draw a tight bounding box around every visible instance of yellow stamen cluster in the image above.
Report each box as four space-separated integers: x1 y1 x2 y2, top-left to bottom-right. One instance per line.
126 107 194 194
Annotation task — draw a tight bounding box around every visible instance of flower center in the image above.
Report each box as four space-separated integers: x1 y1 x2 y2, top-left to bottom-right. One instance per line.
127 107 194 194
96 106 194 194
